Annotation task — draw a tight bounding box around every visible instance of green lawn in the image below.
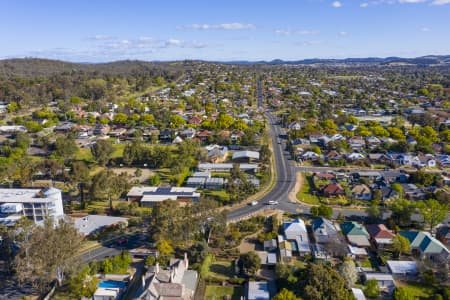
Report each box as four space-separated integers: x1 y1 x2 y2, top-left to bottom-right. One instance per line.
202 189 230 203
81 200 123 214
297 174 320 205
111 143 126 158
208 260 235 281
205 286 245 300
396 281 436 298
76 147 93 161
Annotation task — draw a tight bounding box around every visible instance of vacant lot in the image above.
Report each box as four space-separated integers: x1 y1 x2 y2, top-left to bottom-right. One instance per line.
205 286 244 300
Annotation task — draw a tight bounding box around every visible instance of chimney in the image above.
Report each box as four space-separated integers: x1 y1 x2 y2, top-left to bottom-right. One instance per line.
184 252 188 269
155 262 160 274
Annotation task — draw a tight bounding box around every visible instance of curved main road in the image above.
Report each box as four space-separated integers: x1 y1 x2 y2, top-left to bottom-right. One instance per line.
227 77 370 221
227 114 300 220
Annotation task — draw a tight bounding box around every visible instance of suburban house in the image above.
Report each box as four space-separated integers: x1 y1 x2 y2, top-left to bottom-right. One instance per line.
127 187 200 207
387 260 417 276
205 145 228 163
366 224 396 249
321 183 345 197
232 150 260 162
363 273 395 294
282 218 311 256
314 173 336 181
347 153 365 161
0 188 64 225
400 231 450 263
437 226 450 245
72 214 128 236
400 184 426 201
351 184 372 200
278 236 293 263
311 217 339 244
379 186 399 202
198 163 258 174
340 221 371 248
136 254 198 300
351 288 367 300
300 151 320 161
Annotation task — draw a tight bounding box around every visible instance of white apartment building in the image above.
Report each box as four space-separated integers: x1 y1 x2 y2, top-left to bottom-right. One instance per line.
0 188 64 224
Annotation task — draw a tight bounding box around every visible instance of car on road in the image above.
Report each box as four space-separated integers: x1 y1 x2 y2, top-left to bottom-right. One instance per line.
249 201 258 206
116 238 128 245
267 200 279 205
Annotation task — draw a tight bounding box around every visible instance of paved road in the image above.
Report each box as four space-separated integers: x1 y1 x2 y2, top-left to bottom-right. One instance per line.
226 78 441 222
78 232 149 264
227 77 368 221
228 77 301 221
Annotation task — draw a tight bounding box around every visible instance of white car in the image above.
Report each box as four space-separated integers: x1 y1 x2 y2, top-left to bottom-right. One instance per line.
267 200 279 205
250 201 258 206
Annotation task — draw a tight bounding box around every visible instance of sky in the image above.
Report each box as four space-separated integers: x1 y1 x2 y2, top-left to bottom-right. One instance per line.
1 0 450 62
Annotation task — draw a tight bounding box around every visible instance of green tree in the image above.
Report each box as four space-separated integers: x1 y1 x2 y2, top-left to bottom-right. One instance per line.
417 199 447 233
15 132 31 150
389 198 415 226
55 135 78 161
301 263 353 300
338 258 358 288
273 288 301 300
15 219 83 289
239 251 261 275
366 201 382 223
216 112 234 129
91 139 114 166
391 183 404 198
7 101 19 112
364 279 380 299
170 114 186 129
391 235 411 257
311 205 332 218
149 174 160 186
69 264 99 298
392 287 416 300
113 113 128 124
89 170 129 210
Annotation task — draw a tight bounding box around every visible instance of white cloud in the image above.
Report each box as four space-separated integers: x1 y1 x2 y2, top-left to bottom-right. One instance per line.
275 29 291 36
339 31 348 36
431 0 450 4
85 35 115 41
360 2 369 7
421 27 431 32
295 40 322 46
177 23 256 30
332 1 343 7
275 29 319 36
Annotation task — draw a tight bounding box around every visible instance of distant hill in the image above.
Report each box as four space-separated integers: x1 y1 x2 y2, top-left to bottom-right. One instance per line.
223 55 450 66
1 55 449 77
0 58 182 78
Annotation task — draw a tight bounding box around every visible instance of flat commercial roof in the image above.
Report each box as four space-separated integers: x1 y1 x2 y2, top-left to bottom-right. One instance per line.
0 188 60 204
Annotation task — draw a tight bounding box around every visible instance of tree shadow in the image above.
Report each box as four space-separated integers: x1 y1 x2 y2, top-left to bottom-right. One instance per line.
210 263 232 277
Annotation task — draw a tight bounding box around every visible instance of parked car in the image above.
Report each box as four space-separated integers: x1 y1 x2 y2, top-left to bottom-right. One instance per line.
116 238 128 245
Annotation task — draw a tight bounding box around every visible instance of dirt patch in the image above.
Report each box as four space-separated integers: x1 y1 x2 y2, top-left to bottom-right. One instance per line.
110 167 154 183
238 230 262 253
288 171 303 203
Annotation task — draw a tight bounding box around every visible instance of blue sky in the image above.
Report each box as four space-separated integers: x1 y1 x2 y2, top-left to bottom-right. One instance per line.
1 0 450 62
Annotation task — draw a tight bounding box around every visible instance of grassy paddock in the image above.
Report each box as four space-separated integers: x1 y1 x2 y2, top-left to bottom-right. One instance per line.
205 286 245 300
